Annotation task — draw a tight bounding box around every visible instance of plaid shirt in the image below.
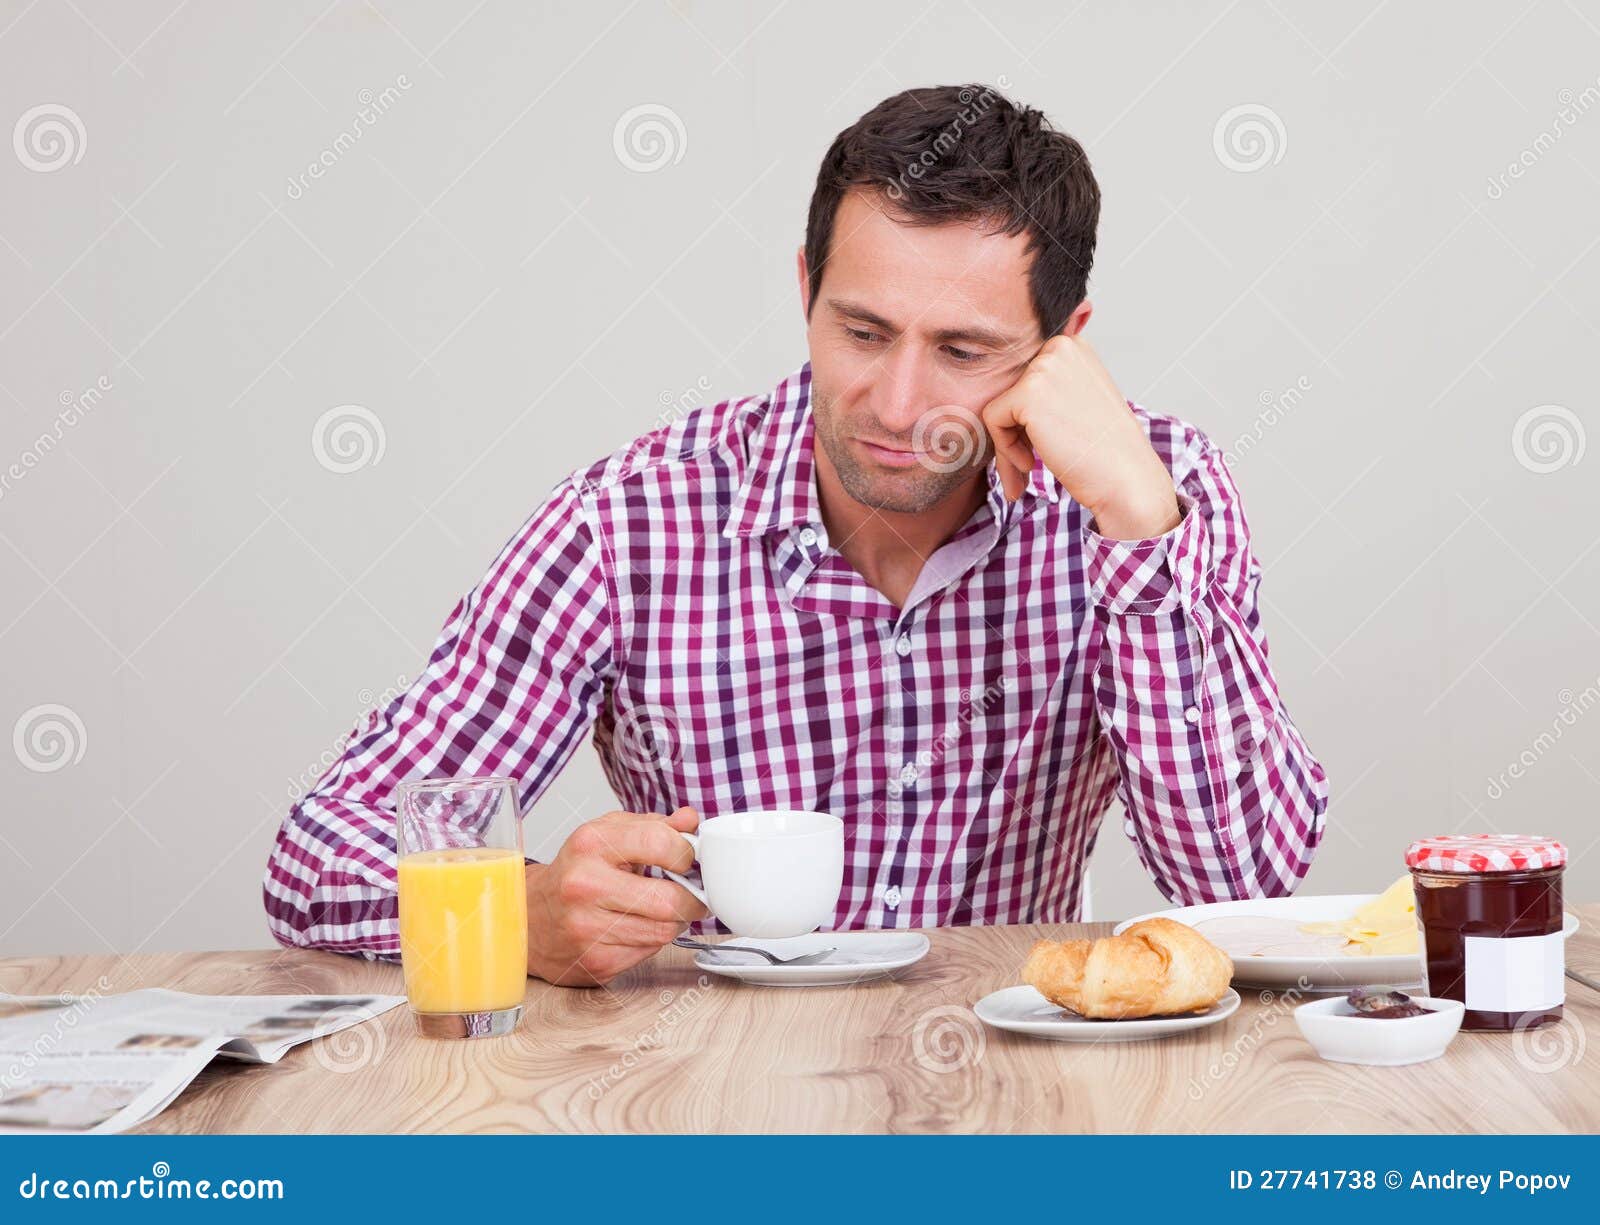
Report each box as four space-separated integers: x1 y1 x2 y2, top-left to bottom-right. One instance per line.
264 364 1327 957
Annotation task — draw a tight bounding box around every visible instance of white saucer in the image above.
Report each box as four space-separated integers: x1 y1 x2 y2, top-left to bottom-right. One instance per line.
691 932 930 987
973 985 1241 1042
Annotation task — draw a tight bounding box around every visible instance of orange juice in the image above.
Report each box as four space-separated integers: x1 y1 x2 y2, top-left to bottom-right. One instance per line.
397 847 527 1013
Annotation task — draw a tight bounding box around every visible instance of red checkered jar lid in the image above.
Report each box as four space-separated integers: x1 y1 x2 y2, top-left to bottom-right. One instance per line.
1405 834 1567 874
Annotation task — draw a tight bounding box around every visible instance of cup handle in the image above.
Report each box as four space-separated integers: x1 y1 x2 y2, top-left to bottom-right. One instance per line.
659 830 709 909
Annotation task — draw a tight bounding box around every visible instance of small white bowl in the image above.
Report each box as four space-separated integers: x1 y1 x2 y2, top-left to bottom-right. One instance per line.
1293 996 1464 1066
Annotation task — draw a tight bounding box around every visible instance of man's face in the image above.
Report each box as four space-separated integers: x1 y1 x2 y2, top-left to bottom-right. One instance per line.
803 190 1043 515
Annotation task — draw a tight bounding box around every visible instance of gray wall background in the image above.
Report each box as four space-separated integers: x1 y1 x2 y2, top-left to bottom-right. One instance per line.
2 0 1596 957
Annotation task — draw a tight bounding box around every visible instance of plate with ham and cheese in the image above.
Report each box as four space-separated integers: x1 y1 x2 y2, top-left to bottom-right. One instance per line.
1116 878 1427 989
1115 877 1580 989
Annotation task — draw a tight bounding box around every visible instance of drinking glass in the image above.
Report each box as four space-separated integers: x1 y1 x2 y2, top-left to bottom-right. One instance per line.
395 777 528 1038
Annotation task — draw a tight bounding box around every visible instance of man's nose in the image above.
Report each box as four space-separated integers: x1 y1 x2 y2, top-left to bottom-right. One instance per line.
867 344 935 438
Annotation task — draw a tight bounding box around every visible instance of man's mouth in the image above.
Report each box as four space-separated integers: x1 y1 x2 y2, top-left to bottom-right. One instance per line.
856 438 926 468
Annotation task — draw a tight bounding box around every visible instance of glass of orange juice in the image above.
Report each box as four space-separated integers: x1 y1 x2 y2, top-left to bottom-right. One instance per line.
395 777 528 1039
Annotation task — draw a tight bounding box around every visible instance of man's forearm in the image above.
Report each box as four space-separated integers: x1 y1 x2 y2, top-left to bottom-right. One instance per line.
1085 472 1329 903
1095 596 1328 901
261 472 618 959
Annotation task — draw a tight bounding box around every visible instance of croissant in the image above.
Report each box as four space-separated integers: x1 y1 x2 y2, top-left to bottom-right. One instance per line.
1022 917 1233 1019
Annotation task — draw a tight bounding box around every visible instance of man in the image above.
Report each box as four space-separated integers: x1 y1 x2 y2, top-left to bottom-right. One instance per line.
265 85 1328 986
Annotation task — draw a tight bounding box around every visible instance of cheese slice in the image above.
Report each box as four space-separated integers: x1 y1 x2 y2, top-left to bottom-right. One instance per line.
1300 875 1420 957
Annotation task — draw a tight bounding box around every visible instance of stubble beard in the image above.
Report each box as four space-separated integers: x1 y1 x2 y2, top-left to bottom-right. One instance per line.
809 387 989 516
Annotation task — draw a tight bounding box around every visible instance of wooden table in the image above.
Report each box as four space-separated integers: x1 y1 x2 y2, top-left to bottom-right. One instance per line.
5 908 1597 1133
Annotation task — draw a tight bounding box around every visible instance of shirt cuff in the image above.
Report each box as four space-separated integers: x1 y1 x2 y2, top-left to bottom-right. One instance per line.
1084 493 1210 615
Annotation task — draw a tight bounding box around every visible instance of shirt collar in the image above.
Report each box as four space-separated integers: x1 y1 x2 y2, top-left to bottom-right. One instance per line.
722 364 822 539
722 362 1061 540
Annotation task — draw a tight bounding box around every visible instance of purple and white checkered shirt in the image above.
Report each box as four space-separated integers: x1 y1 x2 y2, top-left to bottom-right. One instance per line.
264 363 1327 957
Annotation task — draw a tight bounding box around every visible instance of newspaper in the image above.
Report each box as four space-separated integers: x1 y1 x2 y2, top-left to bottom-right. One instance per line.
0 988 405 1134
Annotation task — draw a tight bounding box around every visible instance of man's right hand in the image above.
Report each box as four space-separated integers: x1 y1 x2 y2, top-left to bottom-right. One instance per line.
524 806 708 986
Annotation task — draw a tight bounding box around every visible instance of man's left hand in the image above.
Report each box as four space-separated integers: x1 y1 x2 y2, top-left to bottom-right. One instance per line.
981 334 1182 540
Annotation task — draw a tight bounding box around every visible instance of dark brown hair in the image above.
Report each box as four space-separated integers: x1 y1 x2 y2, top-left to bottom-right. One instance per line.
805 84 1101 337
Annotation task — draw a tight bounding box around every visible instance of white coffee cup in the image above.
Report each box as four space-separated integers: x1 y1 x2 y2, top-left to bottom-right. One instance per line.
661 810 844 938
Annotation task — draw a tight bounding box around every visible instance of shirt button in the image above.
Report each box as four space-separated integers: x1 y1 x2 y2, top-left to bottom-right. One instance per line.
899 763 918 786
883 886 902 909
798 527 818 547
895 636 912 657
1184 706 1201 724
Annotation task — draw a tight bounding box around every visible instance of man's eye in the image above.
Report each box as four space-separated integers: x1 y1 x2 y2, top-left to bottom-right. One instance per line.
943 345 982 363
844 327 882 345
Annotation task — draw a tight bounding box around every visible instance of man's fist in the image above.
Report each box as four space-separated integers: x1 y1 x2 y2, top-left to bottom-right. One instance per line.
525 806 708 987
981 334 1181 541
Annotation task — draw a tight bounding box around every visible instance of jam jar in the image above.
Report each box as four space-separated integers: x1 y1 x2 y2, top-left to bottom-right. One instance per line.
1406 834 1567 1031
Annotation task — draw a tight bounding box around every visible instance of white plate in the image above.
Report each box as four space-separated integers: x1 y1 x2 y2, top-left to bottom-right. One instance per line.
1116 896 1581 990
973 985 1240 1042
692 932 930 987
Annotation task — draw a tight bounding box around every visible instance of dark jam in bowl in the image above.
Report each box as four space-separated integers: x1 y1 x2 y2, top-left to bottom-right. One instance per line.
1411 866 1563 1031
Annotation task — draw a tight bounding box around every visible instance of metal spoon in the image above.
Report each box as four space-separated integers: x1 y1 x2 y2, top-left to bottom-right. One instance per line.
672 936 838 966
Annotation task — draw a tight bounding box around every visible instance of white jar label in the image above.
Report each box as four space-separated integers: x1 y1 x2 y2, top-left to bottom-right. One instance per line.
1463 932 1564 1011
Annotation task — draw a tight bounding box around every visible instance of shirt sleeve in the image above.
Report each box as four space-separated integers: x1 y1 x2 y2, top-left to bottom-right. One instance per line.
1084 431 1329 903
262 475 615 958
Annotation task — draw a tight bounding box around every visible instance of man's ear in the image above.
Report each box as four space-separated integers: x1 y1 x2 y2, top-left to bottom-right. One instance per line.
796 246 811 318
1060 299 1093 337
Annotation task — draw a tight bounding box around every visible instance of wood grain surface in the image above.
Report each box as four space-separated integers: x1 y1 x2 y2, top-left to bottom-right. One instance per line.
4 907 1597 1134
